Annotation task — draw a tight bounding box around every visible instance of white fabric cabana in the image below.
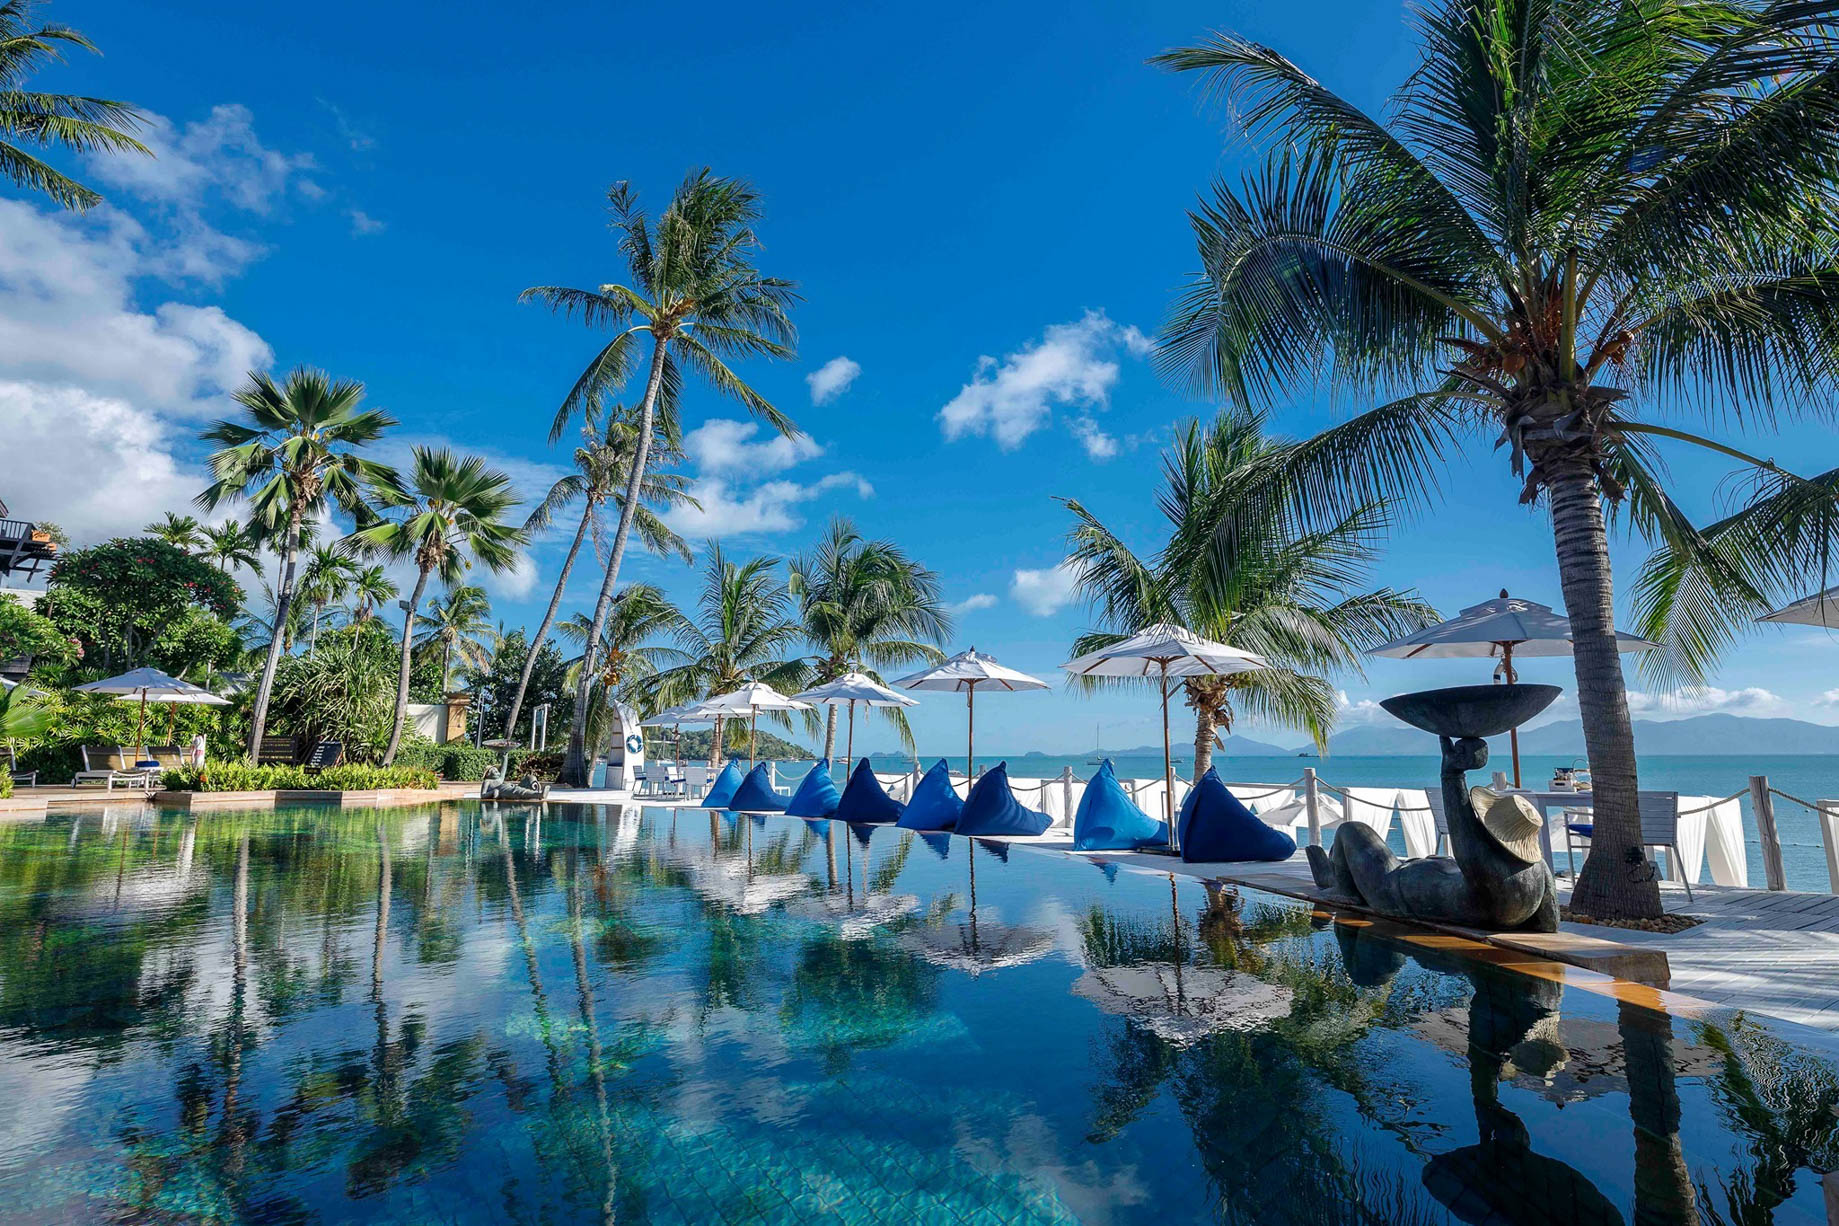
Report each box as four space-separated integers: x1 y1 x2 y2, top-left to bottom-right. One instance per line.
895 648 1048 781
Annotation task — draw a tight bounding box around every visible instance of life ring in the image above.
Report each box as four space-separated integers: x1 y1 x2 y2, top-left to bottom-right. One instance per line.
624 733 643 755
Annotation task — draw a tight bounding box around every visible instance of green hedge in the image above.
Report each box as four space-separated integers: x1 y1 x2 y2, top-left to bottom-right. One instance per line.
160 760 440 792
393 740 508 781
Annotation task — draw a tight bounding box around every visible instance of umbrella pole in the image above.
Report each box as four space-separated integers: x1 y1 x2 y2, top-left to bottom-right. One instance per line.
135 692 148 754
1503 644 1522 787
846 700 856 767
1161 667 1177 852
750 707 758 768
966 683 976 782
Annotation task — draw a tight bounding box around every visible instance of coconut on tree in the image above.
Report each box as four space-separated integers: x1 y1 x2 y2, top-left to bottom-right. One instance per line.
1153 2 1839 919
354 447 525 764
197 369 397 760
522 169 800 785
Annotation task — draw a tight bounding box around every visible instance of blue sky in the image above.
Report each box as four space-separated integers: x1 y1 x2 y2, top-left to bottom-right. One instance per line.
7 0 1839 755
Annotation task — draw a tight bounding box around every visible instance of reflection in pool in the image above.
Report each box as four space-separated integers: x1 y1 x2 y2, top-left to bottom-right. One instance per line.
0 802 1834 1223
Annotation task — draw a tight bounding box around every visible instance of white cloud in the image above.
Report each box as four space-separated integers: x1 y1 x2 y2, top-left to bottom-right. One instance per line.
1069 415 1118 460
806 356 861 404
347 208 385 236
1626 686 1789 719
0 382 205 543
951 593 998 615
666 472 873 538
86 104 316 213
1010 561 1081 617
0 201 273 416
1332 690 1392 726
682 419 822 475
938 311 1151 450
320 99 378 152
482 553 540 601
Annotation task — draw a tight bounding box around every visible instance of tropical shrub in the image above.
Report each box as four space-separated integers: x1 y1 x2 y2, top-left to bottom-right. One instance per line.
393 739 504 781
268 624 398 758
0 595 78 675
41 538 240 674
160 760 439 792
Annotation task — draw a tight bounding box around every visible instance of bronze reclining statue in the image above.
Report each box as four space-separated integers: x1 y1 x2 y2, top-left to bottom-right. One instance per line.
1307 684 1559 934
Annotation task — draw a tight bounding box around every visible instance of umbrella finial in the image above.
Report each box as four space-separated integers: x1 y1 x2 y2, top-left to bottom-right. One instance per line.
1499 588 1509 599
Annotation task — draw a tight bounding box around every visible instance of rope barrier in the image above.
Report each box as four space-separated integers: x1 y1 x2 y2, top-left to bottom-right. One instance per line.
1679 790 1747 816
1769 786 1838 815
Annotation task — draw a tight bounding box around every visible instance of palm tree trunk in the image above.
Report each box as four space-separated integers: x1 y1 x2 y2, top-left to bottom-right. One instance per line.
822 705 838 762
1191 690 1217 780
560 336 667 787
1550 464 1662 920
246 511 301 761
382 567 432 764
501 504 592 769
1619 999 1696 1225
710 713 726 768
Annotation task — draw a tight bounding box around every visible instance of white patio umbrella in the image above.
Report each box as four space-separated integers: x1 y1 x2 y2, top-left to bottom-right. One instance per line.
1369 590 1657 785
75 667 228 751
792 672 917 768
641 701 715 771
894 648 1048 781
1062 623 1269 852
701 682 812 767
1760 586 1839 629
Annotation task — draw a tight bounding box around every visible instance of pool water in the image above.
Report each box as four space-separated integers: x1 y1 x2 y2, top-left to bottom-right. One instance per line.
0 803 1835 1224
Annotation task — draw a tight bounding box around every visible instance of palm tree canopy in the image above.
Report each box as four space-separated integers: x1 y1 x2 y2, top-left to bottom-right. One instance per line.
1065 408 1439 749
647 542 807 711
415 584 497 674
146 512 205 551
1154 3 1839 538
355 446 526 583
197 368 400 531
520 168 803 443
298 543 359 609
347 564 398 622
523 411 698 563
0 0 147 211
201 520 260 573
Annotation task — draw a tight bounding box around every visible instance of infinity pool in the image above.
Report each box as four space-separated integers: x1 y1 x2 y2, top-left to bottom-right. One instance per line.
0 802 1833 1223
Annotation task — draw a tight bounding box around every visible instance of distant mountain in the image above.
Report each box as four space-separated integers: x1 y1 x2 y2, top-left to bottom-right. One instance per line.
1323 712 1839 757
1101 735 1297 757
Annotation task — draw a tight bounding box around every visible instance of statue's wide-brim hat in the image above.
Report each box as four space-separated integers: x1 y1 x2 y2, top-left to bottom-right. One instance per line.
1469 786 1546 865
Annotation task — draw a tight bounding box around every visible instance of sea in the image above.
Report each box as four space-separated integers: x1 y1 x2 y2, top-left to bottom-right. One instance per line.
827 750 1839 893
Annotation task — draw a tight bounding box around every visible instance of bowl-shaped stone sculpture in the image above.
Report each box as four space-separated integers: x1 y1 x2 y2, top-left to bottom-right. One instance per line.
1379 684 1561 740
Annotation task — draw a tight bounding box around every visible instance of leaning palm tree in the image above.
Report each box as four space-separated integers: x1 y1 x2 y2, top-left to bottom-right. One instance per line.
197 369 397 760
788 518 950 759
415 584 497 695
353 447 524 763
647 543 807 765
297 542 358 649
1067 410 1437 774
146 512 205 552
522 169 800 785
497 410 698 766
345 564 397 625
1152 4 1839 919
200 520 260 574
556 586 691 752
0 1 147 211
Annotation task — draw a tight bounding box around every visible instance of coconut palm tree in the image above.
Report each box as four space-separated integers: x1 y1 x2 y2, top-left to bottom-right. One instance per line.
1065 410 1437 775
198 369 397 760
346 564 397 625
298 543 359 649
556 586 691 752
146 512 205 552
788 518 950 759
522 170 800 785
0 1 147 211
353 447 524 763
200 520 260 574
497 411 698 767
415 584 496 695
1152 6 1839 918
648 543 806 765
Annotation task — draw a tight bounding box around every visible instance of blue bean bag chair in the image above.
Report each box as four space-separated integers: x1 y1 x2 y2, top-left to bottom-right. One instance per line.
1072 760 1169 851
1178 767 1297 863
835 758 903 823
955 762 1052 837
803 818 832 839
917 832 952 860
896 759 963 831
701 760 744 808
726 762 787 812
785 759 841 818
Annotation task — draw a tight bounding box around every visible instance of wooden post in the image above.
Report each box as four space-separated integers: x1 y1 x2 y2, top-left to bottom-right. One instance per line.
1303 767 1323 847
1061 766 1076 822
1820 800 1839 895
1749 775 1787 891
